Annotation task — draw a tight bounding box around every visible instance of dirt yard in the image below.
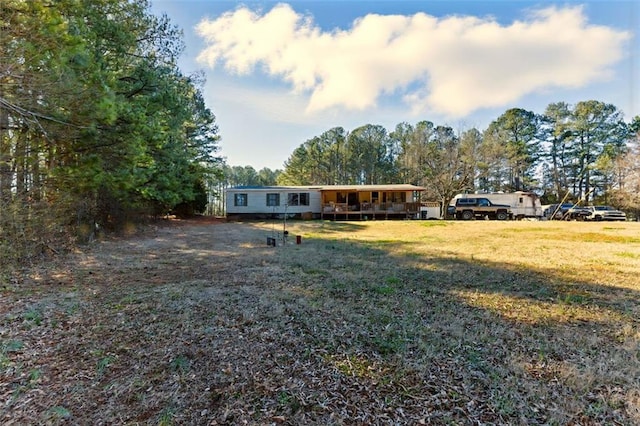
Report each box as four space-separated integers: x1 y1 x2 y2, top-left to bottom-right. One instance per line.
1 218 639 425
2 219 391 425
2 218 313 424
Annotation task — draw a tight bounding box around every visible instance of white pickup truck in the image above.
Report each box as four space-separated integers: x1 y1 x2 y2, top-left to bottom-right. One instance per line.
584 206 626 221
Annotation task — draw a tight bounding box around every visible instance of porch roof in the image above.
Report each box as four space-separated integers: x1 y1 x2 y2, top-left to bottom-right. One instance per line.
318 184 425 192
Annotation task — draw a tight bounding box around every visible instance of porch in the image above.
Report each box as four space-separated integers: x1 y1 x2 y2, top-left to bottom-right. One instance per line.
321 201 425 220
317 184 432 220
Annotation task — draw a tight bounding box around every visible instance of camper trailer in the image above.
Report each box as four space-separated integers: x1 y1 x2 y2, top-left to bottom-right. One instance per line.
448 191 542 220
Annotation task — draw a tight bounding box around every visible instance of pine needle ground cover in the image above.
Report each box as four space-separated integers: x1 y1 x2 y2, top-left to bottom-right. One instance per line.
2 219 639 425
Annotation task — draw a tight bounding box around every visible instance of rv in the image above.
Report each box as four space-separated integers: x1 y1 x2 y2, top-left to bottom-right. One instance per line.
448 191 542 220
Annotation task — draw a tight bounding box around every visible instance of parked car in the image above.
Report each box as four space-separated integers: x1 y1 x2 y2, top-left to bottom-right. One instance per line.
542 203 590 220
450 197 512 220
584 206 626 221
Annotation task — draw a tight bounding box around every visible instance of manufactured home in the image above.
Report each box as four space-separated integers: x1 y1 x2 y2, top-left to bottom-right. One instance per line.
448 191 542 219
225 184 440 220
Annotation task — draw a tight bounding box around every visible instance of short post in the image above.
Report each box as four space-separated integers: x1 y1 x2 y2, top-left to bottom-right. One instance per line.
296 235 302 244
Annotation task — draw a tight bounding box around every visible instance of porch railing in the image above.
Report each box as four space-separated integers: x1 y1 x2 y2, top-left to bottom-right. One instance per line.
322 202 422 213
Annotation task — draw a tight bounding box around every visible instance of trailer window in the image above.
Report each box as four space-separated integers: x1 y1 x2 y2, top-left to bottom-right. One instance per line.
287 192 310 206
266 193 280 206
234 193 248 207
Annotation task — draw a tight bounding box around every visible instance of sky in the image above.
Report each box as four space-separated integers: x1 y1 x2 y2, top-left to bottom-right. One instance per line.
150 1 639 171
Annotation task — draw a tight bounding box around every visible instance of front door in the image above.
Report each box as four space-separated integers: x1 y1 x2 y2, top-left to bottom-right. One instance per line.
347 192 358 207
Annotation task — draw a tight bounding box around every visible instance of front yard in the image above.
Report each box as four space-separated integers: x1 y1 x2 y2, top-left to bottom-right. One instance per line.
2 219 639 424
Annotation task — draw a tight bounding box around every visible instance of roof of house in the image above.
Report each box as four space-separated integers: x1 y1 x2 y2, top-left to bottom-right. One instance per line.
228 184 425 192
227 185 323 191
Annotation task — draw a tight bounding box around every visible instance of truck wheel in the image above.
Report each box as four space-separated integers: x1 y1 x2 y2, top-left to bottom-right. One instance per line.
496 211 508 221
462 210 474 220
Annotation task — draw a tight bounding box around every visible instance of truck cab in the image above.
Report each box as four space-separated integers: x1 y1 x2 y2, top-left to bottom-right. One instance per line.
450 197 512 220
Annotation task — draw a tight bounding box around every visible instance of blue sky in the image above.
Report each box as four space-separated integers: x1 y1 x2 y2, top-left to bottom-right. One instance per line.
150 1 639 170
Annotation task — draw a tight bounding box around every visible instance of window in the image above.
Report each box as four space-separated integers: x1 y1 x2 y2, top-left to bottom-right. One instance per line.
389 192 406 203
288 192 310 206
234 193 248 207
266 193 280 207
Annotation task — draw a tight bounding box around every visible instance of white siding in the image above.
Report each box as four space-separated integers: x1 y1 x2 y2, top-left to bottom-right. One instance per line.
226 188 322 215
419 203 441 219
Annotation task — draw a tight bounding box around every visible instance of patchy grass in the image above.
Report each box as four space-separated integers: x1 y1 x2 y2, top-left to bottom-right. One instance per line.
1 219 639 425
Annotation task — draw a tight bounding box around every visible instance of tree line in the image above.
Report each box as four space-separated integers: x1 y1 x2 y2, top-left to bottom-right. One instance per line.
3 0 639 268
1 0 222 265
272 103 639 214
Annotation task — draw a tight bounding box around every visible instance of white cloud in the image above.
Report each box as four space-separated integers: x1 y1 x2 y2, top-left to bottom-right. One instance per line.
196 4 630 118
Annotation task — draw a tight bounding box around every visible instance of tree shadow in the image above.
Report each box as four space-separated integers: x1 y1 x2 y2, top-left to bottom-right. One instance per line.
247 223 640 423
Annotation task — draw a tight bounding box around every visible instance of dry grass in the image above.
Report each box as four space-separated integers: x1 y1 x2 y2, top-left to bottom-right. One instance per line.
1 218 639 425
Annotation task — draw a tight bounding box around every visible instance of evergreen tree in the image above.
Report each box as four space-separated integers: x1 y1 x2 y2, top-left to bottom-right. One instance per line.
0 0 222 262
482 108 541 191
